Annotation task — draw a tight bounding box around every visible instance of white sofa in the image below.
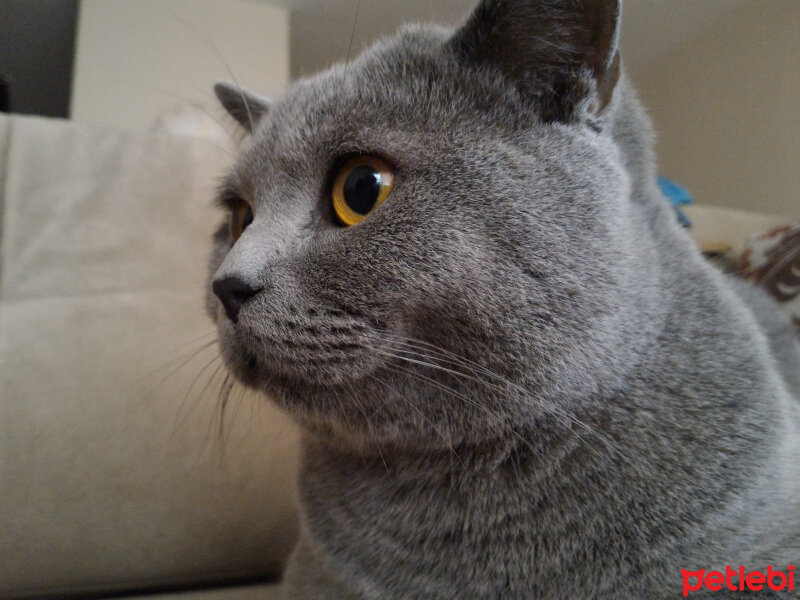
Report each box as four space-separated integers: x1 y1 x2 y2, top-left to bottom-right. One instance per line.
0 113 793 600
0 114 293 599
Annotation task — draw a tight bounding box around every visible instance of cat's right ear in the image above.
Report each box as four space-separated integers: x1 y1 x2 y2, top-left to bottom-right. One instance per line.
213 81 271 133
449 0 621 122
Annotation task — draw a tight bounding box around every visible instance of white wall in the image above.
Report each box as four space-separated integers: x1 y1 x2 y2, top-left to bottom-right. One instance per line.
289 0 472 79
635 0 800 219
287 0 745 81
72 0 289 132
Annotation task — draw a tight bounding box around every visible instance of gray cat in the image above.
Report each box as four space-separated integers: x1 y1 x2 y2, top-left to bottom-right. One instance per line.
206 0 800 597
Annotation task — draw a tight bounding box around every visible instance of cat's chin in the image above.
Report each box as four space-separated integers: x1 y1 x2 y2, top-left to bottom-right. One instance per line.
214 314 386 393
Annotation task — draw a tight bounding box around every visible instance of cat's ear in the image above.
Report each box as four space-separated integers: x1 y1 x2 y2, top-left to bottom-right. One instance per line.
449 0 621 121
213 81 271 132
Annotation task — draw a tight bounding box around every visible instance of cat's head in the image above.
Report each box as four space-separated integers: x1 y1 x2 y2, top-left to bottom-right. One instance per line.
207 0 647 448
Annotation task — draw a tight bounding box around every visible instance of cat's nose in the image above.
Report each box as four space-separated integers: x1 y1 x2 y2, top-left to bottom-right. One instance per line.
213 276 262 322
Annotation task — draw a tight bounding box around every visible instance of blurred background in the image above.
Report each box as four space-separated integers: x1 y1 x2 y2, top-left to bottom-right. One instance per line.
0 0 798 218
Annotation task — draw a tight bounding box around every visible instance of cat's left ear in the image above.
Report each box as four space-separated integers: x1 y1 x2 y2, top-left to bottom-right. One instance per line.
449 0 621 121
214 81 271 132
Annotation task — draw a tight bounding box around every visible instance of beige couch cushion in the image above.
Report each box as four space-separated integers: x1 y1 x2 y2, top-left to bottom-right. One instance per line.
127 582 282 600
0 114 224 298
0 115 299 599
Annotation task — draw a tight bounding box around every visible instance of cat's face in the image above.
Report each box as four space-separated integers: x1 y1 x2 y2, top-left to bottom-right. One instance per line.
208 1 633 447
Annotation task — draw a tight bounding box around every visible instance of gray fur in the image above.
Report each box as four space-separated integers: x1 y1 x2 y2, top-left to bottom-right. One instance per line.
213 80 271 132
207 1 800 597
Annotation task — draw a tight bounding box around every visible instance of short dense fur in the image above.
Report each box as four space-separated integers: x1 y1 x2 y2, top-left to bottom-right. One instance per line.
207 1 800 597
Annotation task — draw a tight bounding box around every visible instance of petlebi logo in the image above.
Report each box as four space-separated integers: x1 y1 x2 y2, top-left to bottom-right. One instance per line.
681 564 795 597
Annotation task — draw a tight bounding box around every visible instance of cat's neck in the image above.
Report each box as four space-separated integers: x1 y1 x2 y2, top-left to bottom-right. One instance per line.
300 411 580 470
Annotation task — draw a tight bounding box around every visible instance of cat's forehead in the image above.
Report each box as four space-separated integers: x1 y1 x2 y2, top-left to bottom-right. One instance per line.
271 27 463 145
231 25 532 189
282 25 454 117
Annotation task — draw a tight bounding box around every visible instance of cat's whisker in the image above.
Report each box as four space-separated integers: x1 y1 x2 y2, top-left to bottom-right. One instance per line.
162 330 219 355
136 339 219 402
180 359 222 462
154 129 236 160
343 377 392 480
132 333 217 385
342 0 362 86
202 371 232 462
329 383 368 466
187 83 249 136
385 355 608 467
373 339 618 461
215 373 231 452
171 354 224 438
218 373 237 440
121 79 239 142
377 357 548 462
162 7 286 131
365 372 466 468
377 333 626 458
164 9 252 130
375 443 391 481
372 346 491 389
223 381 253 451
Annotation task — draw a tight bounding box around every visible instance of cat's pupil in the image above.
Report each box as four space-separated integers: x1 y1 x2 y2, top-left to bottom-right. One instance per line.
343 166 382 215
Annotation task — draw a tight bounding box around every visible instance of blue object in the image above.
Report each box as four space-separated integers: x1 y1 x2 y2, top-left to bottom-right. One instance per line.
658 177 693 228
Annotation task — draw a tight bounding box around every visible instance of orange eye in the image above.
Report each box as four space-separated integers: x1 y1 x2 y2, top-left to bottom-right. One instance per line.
331 156 395 226
230 199 253 242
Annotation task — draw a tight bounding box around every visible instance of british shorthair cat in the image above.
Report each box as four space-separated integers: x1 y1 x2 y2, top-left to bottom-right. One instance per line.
207 0 800 597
